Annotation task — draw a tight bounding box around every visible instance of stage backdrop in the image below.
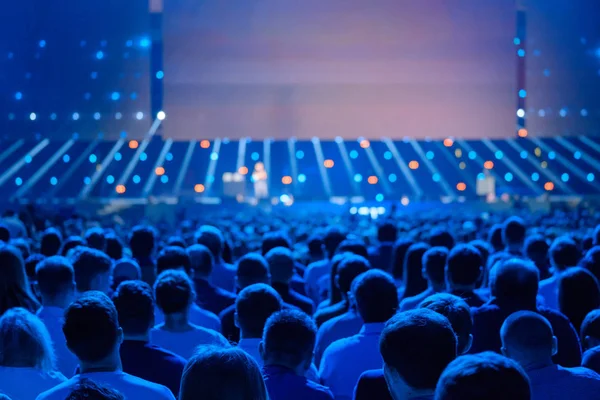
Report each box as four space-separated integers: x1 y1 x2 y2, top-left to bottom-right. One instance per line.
163 0 516 140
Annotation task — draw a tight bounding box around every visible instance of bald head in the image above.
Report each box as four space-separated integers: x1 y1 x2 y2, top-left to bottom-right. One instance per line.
501 311 556 366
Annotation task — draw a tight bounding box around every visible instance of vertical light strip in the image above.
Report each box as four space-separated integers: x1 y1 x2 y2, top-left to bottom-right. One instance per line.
312 138 333 198
263 139 272 196
143 139 173 197
0 139 49 187
364 145 392 195
382 138 422 197
237 138 247 171
48 140 99 199
78 139 125 199
204 138 221 193
288 139 299 192
336 140 360 195
174 140 197 196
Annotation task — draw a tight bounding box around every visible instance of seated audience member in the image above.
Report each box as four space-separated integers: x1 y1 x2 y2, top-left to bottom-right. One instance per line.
220 253 272 342
61 236 86 257
316 253 349 311
167 236 186 249
488 223 505 253
399 243 430 301
129 225 157 285
558 267 600 333
581 246 600 282
368 222 397 272
84 228 106 252
524 235 551 281
36 292 174 399
0 222 9 242
357 308 457 400
180 346 268 400
25 253 45 288
501 311 600 399
539 236 579 310
41 228 63 257
262 231 307 293
0 308 66 399
10 237 31 260
261 310 334 400
111 259 141 291
435 352 531 400
501 216 527 257
390 238 415 286
195 225 236 292
187 243 236 315
400 247 449 311
35 256 79 377
151 270 228 359
0 244 40 315
65 379 124 400
356 294 472 400
581 309 600 351
156 246 192 276
69 247 113 295
470 259 581 367
105 234 124 261
113 281 187 396
307 234 325 265
582 345 600 374
429 228 455 250
320 270 398 400
266 247 314 314
314 254 370 327
305 227 346 304
445 244 486 307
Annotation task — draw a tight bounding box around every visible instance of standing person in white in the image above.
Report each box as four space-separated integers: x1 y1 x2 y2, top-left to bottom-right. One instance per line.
36 291 175 400
252 162 268 199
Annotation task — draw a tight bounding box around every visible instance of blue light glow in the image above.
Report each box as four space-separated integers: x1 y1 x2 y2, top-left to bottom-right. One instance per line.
531 172 540 182
468 151 476 160
15 92 22 100
165 153 173 162
518 89 527 98
354 174 363 183
133 175 141 184
376 194 384 202
296 150 304 159
574 151 582 160
15 177 22 186
210 152 219 161
349 150 359 159
505 172 513 182
587 173 595 182
24 155 32 163
39 40 46 48
106 175 115 184
139 38 151 48
156 71 164 79
120 131 127 139
517 49 526 57
251 152 260 161
114 152 122 161
520 151 528 159
426 151 435 160
384 151 392 160
561 173 569 182
548 151 556 160
208 176 215 183
280 194 290 203
94 113 101 120
432 173 441 182
50 177 57 186
538 109 546 117
161 175 169 183
96 51 104 60
581 109 589 117
72 112 80 121
298 174 306 183
139 152 147 161
50 113 57 120
84 177 91 185
136 112 144 120
89 154 97 163
126 40 133 47
388 174 397 183
130 92 137 100
544 69 551 77
111 92 120 101
495 151 504 160
514 37 521 45
63 154 70 163
477 173 486 180
29 113 36 121
559 109 567 117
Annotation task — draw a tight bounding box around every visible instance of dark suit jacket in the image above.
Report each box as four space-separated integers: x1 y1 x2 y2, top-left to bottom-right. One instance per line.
354 370 393 400
194 278 236 315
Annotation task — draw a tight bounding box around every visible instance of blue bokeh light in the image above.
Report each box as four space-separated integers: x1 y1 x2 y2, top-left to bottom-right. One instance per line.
114 152 122 161
15 177 23 186
15 92 22 100
384 151 392 160
72 112 80 121
156 70 164 79
295 150 304 159
298 174 307 183
514 37 521 45
376 194 384 202
548 151 556 160
426 151 435 160
96 51 104 60
587 173 595 182
24 155 32 163
251 152 260 161
139 152 147 161
505 172 513 182
160 175 169 183
518 49 526 57
388 174 397 183
50 177 58 186
63 154 70 163
84 177 91 185
468 151 476 160
349 150 359 159
111 92 120 101
495 150 504 160
165 153 173 162
432 173 441 182
39 40 46 48
139 38 151 48
561 173 569 182
133 175 141 184
518 89 527 98
520 151 528 159
477 173 486 180
106 175 115 184
574 151 582 160
531 172 540 182
354 174 363 183
210 152 219 161
89 154 97 163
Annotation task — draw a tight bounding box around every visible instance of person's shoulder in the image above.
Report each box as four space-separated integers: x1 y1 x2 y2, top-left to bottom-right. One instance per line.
305 378 335 399
192 324 230 344
472 302 499 315
359 369 385 381
323 333 361 357
538 307 570 323
35 377 77 400
215 285 237 299
219 303 235 319
145 343 187 366
120 373 175 399
561 366 600 380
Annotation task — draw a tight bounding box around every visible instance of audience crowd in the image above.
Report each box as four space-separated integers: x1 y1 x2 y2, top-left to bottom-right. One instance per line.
1 203 600 399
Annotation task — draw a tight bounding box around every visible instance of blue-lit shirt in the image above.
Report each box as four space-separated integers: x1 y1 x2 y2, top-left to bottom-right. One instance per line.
263 365 334 400
305 259 331 304
315 309 363 367
154 303 221 332
211 261 236 292
37 306 79 377
319 323 386 400
526 364 600 400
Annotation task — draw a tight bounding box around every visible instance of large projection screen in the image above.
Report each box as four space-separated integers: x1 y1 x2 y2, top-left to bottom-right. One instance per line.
163 0 516 140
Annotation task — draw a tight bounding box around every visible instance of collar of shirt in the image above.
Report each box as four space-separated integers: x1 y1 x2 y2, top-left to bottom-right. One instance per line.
359 323 386 335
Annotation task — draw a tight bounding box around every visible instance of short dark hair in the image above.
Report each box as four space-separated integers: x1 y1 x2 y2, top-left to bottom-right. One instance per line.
70 247 113 292
35 256 74 298
524 235 549 259
446 244 482 287
352 270 398 323
581 309 600 341
129 226 155 259
66 378 124 400
61 236 85 257
337 239 369 259
323 227 346 256
429 229 455 250
500 311 554 355
469 240 492 270
261 231 291 256
435 352 531 400
391 239 415 280
0 223 9 242
154 270 194 314
180 346 267 400
235 284 283 338
113 280 154 335
105 234 123 260
194 226 224 259
503 217 526 246
558 267 600 333
337 254 371 295
187 244 214 278
549 236 579 271
490 259 539 307
581 246 600 283
236 253 269 287
41 228 63 257
422 247 449 285
157 246 192 276
594 225 600 247
168 236 186 248
378 222 398 243
488 224 504 251
85 227 106 251
380 309 457 390
403 243 430 298
63 291 120 362
419 293 472 354
582 346 600 375
307 235 324 256
10 238 30 260
263 309 316 367
265 247 295 283
25 254 45 281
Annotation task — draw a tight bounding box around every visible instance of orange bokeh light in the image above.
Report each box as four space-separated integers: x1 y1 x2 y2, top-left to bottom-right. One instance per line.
518 128 528 138
194 184 205 193
484 161 494 170
200 140 210 149
129 140 139 149
155 167 165 176
238 166 248 175
456 182 467 191
360 140 370 149
544 182 555 191
368 176 379 184
443 138 454 147
408 161 419 170
115 185 126 194
282 176 292 185
324 159 334 168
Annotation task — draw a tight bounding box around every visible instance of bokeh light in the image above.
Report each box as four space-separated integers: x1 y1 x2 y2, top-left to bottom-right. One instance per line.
368 176 378 184
455 149 462 158
129 140 139 149
484 161 494 170
155 167 165 176
324 159 334 168
354 174 363 183
194 184 205 193
456 182 467 191
518 128 528 138
459 162 466 169
408 161 419 170
360 140 370 149
238 166 248 175
443 138 454 147
116 184 126 194
200 140 211 149
544 182 554 191
282 176 292 185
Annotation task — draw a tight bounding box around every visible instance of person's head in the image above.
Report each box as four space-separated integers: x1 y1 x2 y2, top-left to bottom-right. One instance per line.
41 228 63 257
0 308 55 372
307 235 324 259
167 236 186 249
421 247 449 290
581 246 600 283
194 225 225 261
85 227 106 252
236 253 270 290
501 311 556 368
502 217 526 249
445 244 482 291
157 246 192 276
61 236 86 257
582 346 600 375
186 244 214 280
403 243 430 298
429 229 455 250
66 379 125 400
489 258 539 309
70 247 113 294
435 352 531 400
10 237 30 260
63 291 122 366
35 256 76 307
260 309 317 374
0 244 39 315
323 226 346 258
351 270 398 323
113 280 154 339
419 293 473 354
549 236 579 273
111 259 141 290
0 223 9 242
581 309 600 351
558 267 600 333
25 253 45 282
180 346 268 400
594 224 600 247
105 234 123 260
154 270 195 316
469 240 491 274
524 235 549 265
265 247 295 284
336 254 371 300
261 231 292 256
327 253 348 305
380 309 457 399
488 223 505 252
391 239 414 280
235 284 283 339
337 239 369 259
129 225 155 259
378 222 398 243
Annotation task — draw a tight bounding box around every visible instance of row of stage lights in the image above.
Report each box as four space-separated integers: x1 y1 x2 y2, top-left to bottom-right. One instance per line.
15 111 166 122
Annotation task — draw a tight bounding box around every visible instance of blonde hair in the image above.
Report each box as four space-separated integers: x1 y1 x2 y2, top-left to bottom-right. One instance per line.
0 308 56 372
